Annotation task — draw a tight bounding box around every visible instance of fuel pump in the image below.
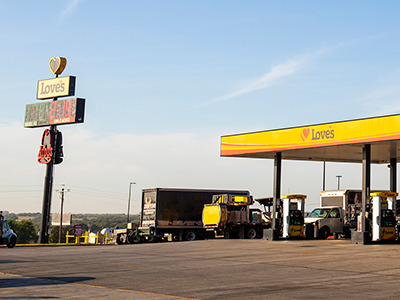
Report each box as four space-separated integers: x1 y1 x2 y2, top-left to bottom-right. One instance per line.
281 194 306 238
370 192 397 241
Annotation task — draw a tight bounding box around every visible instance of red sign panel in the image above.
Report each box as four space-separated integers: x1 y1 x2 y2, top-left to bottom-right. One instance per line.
74 225 82 237
38 129 53 164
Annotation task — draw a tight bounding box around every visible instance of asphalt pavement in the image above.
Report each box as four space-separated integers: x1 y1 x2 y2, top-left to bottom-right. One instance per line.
1 239 400 299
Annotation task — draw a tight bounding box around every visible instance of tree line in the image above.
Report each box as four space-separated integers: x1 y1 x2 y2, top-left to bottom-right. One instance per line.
3 212 140 244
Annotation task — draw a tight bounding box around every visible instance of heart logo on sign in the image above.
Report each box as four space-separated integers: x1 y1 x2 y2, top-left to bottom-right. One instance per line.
49 57 67 75
301 128 310 141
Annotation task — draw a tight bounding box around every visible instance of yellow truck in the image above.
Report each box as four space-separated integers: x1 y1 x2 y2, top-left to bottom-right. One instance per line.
202 194 270 239
115 188 250 244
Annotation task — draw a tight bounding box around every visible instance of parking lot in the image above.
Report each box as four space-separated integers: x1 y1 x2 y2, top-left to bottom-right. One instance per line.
2 239 400 299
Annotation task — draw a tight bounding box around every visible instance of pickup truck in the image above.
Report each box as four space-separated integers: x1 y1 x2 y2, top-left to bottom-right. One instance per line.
305 206 349 239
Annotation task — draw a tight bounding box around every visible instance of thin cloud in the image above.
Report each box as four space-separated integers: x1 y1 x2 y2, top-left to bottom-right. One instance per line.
201 48 329 106
359 68 400 116
60 0 83 17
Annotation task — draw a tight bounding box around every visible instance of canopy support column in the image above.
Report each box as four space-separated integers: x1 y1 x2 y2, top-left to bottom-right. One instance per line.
351 144 371 244
390 157 397 192
264 152 281 240
389 157 397 212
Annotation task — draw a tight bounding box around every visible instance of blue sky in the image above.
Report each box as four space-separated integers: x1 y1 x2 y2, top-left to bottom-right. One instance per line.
1 1 400 214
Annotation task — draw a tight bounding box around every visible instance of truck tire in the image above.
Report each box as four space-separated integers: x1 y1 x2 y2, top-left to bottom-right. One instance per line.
320 227 330 239
7 236 16 248
116 234 123 245
246 227 257 239
117 233 128 244
127 232 141 244
183 230 197 241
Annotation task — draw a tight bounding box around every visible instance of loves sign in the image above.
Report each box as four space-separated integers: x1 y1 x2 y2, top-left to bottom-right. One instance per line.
301 126 335 142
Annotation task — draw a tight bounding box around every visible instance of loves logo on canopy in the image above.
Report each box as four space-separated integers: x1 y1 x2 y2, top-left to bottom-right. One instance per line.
300 128 310 141
301 126 335 142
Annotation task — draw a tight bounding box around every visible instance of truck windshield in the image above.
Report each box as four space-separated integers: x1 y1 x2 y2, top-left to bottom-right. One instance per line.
308 208 330 218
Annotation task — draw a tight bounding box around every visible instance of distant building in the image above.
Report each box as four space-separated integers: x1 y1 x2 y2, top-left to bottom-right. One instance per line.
51 213 72 226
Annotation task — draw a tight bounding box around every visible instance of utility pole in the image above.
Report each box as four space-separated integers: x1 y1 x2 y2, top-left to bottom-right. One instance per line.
56 184 69 243
127 182 136 224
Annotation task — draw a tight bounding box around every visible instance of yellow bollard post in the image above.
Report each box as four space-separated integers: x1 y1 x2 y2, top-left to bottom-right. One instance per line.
66 231 73 244
84 231 89 244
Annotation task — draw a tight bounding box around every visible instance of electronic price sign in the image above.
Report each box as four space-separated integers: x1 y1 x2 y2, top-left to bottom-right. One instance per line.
24 98 85 128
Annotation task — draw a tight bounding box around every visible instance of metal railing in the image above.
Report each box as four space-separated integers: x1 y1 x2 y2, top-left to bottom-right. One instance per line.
65 231 113 244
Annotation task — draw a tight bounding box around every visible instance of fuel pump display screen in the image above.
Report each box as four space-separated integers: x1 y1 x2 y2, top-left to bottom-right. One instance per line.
290 210 304 225
382 210 395 227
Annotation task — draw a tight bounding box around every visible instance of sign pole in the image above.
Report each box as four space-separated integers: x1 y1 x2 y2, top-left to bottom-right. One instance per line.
38 71 59 244
32 57 84 243
38 137 55 244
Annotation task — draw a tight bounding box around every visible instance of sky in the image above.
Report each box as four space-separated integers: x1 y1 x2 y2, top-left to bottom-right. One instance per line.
1 1 400 215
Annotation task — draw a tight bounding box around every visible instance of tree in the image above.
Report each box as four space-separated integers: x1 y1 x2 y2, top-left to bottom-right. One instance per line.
49 226 71 243
9 220 38 244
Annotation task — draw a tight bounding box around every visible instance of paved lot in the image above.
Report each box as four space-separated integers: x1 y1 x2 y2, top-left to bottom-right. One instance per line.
1 239 400 299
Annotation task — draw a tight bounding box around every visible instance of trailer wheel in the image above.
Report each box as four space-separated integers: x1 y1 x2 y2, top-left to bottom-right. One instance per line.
246 227 257 239
183 230 197 241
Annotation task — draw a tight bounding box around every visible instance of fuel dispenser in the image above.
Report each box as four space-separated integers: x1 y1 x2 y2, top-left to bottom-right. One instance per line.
370 192 397 242
281 194 306 238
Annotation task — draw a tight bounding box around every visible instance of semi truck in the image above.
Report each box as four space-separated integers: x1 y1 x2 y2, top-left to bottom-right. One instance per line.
114 188 250 244
0 212 17 248
202 193 271 239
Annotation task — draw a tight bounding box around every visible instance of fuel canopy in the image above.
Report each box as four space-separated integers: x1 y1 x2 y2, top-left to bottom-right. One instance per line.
221 113 400 243
221 114 400 164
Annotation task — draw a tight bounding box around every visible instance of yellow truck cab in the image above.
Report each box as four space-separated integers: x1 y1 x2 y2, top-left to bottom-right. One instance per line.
202 194 270 239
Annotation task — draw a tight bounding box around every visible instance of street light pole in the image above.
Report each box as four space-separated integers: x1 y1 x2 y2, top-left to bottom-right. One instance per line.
336 175 342 190
127 182 136 224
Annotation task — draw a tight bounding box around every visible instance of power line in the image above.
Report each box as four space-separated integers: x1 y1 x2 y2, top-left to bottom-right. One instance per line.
0 190 43 193
66 184 129 197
